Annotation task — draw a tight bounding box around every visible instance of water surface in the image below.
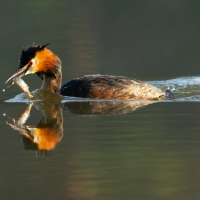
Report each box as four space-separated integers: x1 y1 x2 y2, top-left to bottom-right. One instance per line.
1 1 200 200
1 76 200 200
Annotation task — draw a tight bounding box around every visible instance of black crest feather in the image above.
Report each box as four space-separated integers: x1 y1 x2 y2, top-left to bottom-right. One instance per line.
19 42 50 68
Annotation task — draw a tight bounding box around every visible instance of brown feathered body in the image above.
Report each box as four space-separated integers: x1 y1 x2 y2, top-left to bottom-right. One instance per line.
61 75 165 100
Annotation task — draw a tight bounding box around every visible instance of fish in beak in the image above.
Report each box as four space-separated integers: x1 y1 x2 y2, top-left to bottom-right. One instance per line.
5 64 33 98
5 64 30 85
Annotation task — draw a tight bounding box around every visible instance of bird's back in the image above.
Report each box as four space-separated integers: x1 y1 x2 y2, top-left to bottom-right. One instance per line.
60 75 165 100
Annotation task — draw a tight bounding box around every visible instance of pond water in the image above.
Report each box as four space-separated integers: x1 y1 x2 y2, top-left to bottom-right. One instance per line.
1 78 200 200
1 1 200 200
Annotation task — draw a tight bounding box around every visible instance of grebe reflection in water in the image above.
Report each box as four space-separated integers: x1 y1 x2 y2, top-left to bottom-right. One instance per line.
6 98 156 154
6 101 63 154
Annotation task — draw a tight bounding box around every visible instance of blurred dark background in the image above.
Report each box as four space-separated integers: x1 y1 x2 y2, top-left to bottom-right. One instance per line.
1 2 200 199
1 1 200 98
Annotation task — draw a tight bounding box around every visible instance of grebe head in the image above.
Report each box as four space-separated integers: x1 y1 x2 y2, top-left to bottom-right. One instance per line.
5 43 61 84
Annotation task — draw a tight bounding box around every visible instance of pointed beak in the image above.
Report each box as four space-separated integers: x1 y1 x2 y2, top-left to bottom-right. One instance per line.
5 65 29 84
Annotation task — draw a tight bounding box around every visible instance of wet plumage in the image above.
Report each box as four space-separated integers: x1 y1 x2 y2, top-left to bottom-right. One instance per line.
5 43 168 100
61 75 165 100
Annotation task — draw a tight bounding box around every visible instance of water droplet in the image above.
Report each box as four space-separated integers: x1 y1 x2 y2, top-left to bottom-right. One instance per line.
2 89 5 92
3 113 6 116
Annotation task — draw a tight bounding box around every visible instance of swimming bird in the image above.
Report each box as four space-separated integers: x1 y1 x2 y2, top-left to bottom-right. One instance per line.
5 43 172 100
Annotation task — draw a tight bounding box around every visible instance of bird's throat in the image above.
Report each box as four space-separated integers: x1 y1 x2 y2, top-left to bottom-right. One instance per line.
41 71 62 94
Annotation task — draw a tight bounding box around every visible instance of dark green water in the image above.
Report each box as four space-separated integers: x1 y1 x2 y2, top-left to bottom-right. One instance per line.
1 1 200 200
1 102 200 200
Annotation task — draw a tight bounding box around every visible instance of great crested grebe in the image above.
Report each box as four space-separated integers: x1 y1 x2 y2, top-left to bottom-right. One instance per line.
5 43 173 100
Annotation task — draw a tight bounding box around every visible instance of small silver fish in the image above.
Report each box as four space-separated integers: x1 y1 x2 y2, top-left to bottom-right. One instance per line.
7 77 33 98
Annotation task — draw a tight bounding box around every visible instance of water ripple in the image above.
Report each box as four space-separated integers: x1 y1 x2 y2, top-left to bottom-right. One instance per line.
4 77 200 103
148 76 200 102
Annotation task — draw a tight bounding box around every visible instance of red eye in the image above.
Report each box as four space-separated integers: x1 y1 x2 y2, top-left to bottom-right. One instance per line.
29 61 33 66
